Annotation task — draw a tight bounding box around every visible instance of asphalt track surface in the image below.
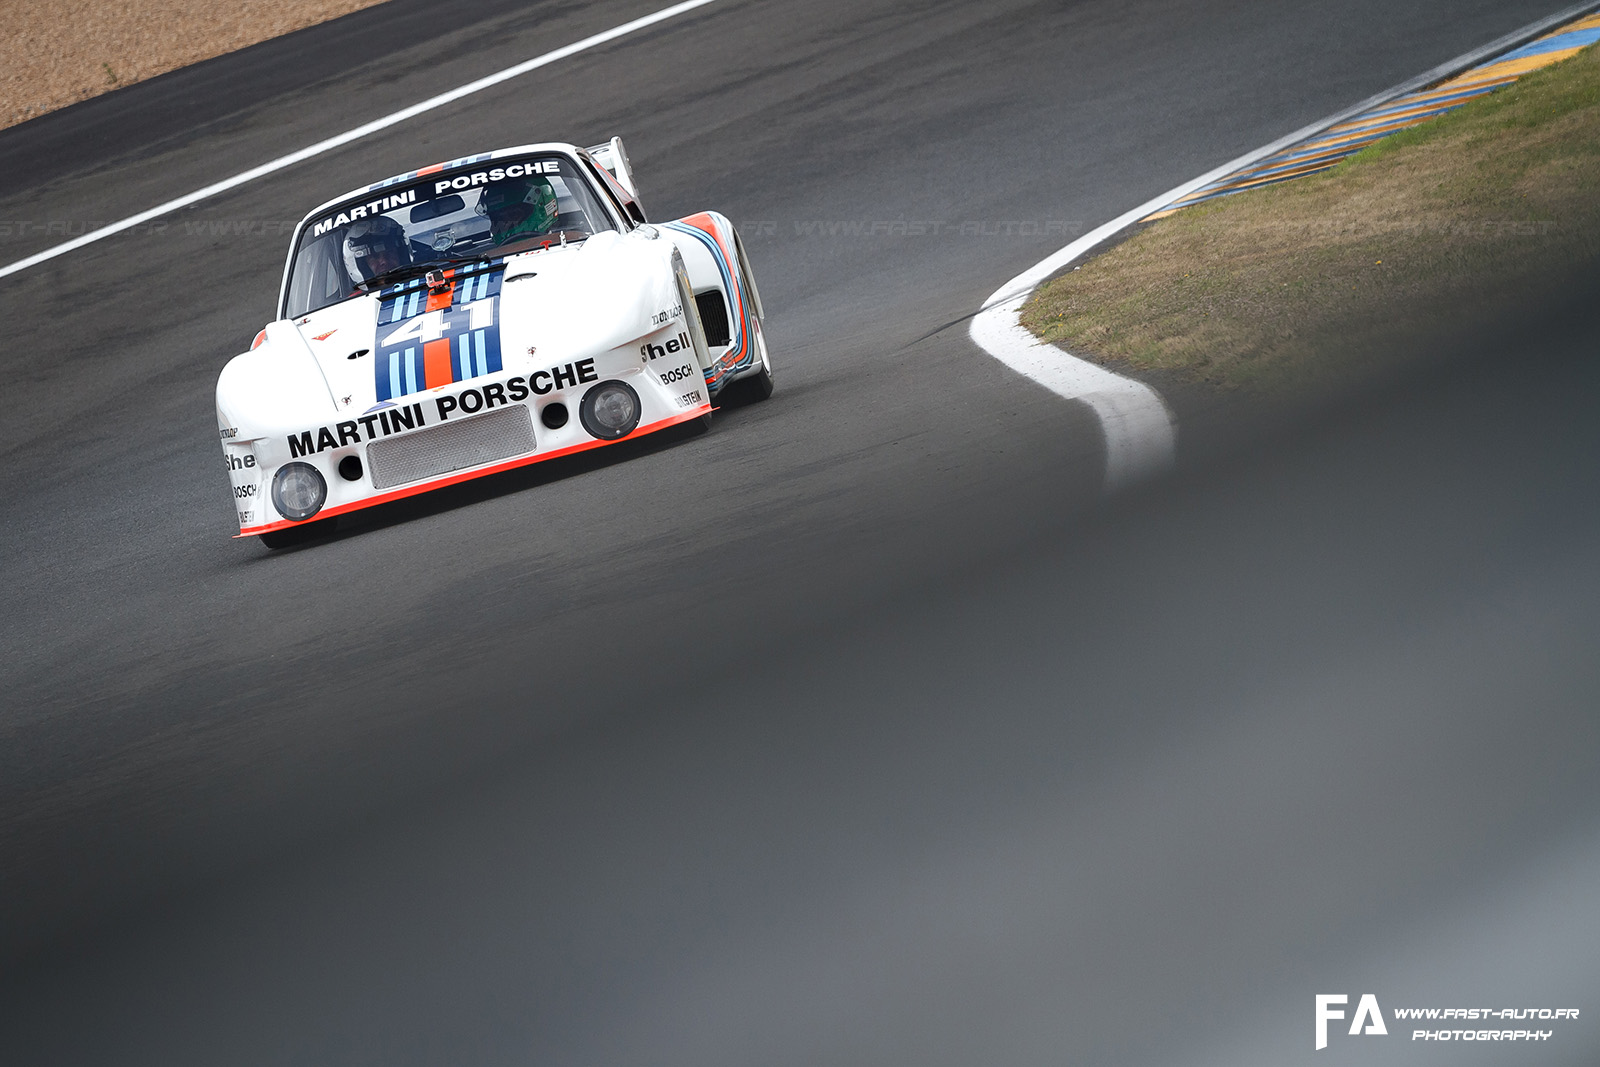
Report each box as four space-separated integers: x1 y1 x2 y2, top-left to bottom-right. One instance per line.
2 1 1597 1063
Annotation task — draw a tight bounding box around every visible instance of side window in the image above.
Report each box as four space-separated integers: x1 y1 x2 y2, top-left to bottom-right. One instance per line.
284 230 352 319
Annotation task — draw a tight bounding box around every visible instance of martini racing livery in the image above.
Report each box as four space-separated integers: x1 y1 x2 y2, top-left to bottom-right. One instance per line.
217 138 772 547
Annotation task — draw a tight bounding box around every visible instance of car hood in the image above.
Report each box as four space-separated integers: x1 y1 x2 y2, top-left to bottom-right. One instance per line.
234 230 675 428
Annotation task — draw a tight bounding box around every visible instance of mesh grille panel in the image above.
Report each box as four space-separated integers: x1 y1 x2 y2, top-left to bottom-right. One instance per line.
367 404 535 490
695 290 730 348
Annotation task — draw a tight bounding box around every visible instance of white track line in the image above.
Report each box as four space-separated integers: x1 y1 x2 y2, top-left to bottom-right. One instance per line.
970 0 1600 493
0 0 719 282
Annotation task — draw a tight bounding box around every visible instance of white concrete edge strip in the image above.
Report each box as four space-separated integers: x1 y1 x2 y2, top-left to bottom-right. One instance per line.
0 0 719 283
970 0 1600 493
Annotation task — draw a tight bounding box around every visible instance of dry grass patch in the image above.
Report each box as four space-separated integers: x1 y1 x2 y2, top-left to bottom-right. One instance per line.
2 0 390 131
1022 43 1600 394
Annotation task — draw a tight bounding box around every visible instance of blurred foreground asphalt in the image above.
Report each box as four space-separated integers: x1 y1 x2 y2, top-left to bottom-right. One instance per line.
4 265 1597 1067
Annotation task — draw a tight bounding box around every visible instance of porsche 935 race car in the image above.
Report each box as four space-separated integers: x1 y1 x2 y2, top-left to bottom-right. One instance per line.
216 138 772 547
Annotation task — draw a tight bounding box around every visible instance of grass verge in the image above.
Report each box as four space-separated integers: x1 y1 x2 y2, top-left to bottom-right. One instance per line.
1021 42 1600 396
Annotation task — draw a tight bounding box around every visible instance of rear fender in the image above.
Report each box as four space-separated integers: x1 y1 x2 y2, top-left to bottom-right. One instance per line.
660 211 761 393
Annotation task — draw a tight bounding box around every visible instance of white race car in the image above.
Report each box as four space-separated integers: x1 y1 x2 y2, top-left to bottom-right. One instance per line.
217 138 772 547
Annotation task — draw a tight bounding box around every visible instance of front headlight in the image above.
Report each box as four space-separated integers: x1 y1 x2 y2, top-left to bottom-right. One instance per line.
271 462 327 521
579 380 642 440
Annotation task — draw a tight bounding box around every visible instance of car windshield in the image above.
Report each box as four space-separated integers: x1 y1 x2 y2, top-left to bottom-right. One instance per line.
282 154 617 318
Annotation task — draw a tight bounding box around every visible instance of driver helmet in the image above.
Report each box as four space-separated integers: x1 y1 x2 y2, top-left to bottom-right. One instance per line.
342 215 412 282
478 175 560 239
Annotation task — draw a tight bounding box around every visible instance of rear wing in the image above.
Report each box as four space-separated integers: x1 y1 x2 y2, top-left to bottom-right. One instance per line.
587 135 641 204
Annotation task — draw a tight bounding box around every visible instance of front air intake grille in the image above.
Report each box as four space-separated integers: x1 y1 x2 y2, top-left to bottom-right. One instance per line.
367 404 535 490
695 289 731 348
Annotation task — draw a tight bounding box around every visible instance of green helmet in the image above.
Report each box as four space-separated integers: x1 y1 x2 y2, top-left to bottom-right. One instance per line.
479 176 559 241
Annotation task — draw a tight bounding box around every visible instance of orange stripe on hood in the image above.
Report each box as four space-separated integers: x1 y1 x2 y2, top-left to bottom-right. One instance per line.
423 338 453 388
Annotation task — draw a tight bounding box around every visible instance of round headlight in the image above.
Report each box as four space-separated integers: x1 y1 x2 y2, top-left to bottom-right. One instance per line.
579 380 642 440
271 462 327 521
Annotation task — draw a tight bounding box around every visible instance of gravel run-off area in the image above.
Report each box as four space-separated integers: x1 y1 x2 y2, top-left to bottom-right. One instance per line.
2 0 389 131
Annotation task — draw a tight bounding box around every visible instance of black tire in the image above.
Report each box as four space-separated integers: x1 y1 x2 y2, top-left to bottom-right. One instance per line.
725 225 774 406
740 363 775 401
718 362 774 406
259 517 335 549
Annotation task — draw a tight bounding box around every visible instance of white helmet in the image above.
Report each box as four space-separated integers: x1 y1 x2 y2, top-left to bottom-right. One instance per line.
342 215 412 282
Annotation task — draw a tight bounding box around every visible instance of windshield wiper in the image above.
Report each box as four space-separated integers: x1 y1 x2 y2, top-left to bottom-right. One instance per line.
358 258 454 292
360 255 503 293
